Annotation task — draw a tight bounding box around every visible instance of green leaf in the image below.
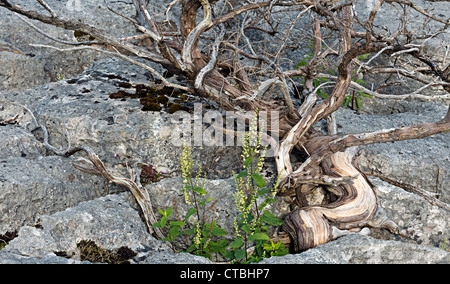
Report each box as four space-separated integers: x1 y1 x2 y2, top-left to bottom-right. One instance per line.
359 91 373 98
229 238 244 249
261 210 284 226
242 224 252 235
236 170 247 178
343 96 351 108
235 249 246 261
185 208 197 221
160 216 168 228
212 226 227 237
170 221 186 226
151 221 163 229
248 232 270 241
244 157 253 168
184 228 196 236
355 78 366 85
209 240 230 252
296 59 308 68
356 96 362 109
193 187 207 195
257 187 270 196
357 53 371 60
220 250 235 259
251 173 266 188
165 207 173 217
169 226 182 237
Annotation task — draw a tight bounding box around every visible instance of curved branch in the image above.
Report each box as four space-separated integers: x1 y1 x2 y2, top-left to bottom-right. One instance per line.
295 105 450 175
318 73 450 101
182 0 214 71
195 24 225 90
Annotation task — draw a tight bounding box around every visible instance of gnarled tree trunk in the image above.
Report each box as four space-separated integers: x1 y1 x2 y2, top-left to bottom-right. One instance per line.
2 0 449 252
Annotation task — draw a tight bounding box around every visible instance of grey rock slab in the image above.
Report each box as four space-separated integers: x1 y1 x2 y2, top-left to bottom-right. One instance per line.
135 251 213 264
0 125 45 159
38 193 169 253
0 156 108 234
1 58 243 179
0 50 47 91
0 193 173 263
372 177 450 248
259 234 450 264
0 251 91 264
0 58 243 235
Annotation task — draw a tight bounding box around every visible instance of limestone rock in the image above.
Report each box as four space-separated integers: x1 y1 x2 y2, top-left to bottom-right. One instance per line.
259 233 450 264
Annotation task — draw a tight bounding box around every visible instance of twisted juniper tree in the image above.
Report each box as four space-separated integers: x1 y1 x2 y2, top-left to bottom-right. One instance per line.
1 0 449 252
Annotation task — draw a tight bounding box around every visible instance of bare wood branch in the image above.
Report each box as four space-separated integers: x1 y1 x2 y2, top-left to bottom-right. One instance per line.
0 114 19 126
340 76 449 101
182 0 214 71
386 0 450 25
195 24 225 90
296 106 450 174
36 0 56 18
136 0 160 36
0 1 170 65
15 13 99 45
282 147 380 252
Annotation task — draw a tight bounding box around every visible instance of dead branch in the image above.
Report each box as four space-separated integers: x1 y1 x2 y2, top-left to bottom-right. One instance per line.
0 114 19 126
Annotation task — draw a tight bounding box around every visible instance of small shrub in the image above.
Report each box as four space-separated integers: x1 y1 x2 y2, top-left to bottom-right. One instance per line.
153 111 287 263
441 238 449 252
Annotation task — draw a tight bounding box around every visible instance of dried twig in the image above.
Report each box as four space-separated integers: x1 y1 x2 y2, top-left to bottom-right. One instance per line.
0 114 19 126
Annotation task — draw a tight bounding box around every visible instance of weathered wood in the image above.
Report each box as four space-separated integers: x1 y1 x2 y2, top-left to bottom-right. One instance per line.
282 148 379 252
0 114 19 126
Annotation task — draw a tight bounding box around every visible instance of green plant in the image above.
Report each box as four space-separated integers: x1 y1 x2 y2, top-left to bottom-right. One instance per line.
223 111 286 263
152 145 227 260
153 112 287 263
441 238 448 252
